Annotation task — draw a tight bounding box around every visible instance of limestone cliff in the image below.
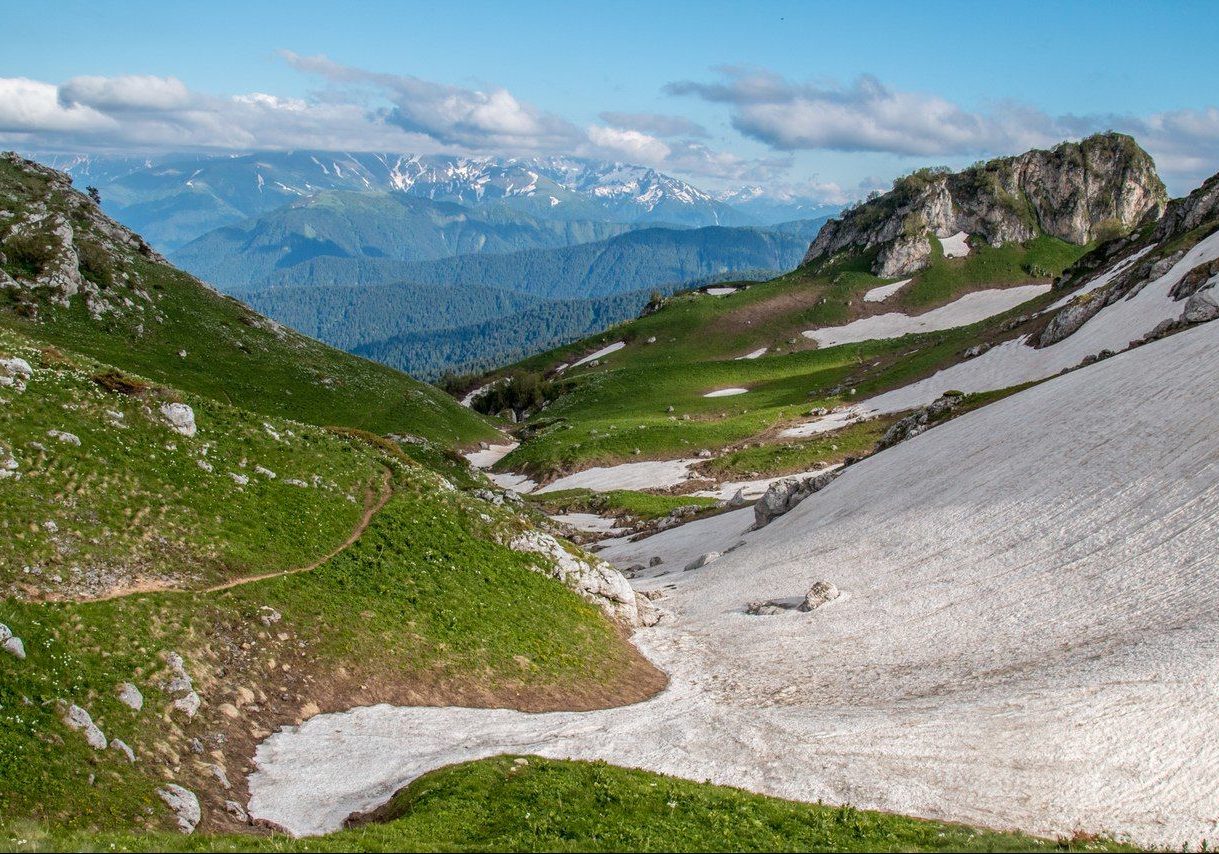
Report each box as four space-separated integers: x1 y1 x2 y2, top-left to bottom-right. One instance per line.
803 133 1167 278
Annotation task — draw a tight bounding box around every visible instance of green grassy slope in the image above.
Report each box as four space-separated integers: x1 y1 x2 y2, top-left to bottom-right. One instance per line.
0 155 495 447
5 757 1133 853
475 238 1085 479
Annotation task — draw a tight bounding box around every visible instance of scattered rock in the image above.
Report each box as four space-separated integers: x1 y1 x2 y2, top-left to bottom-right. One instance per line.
962 342 991 359
508 531 648 626
160 402 197 437
684 551 721 571
0 357 32 378
46 429 81 446
173 692 201 719
116 682 143 711
745 600 790 616
157 784 201 834
254 465 276 479
2 635 24 660
208 762 232 789
110 738 136 763
224 800 250 824
697 449 713 458
799 581 841 611
63 704 107 750
648 556 663 567
258 606 282 627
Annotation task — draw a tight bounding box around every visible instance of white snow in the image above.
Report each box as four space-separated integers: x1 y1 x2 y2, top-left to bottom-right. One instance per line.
704 287 737 296
460 379 505 408
539 459 699 493
805 285 1050 348
861 230 1219 415
570 341 625 369
690 465 842 502
863 278 911 303
735 348 768 360
596 507 755 579
779 408 867 439
487 472 538 494
938 231 970 258
703 387 749 398
249 319 1219 848
463 443 517 470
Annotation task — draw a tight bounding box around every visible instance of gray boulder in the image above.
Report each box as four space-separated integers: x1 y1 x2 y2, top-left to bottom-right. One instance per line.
683 551 721 571
116 682 143 711
753 471 840 528
1183 287 1219 323
799 581 841 612
63 704 107 750
158 784 201 833
110 738 136 763
160 402 197 437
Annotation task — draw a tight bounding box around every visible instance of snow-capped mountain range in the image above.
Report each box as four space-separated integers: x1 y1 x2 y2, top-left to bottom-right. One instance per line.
32 150 838 250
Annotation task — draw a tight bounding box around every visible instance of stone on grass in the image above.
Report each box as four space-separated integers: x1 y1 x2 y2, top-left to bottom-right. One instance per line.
110 738 136 763
158 784 201 833
116 681 143 711
63 704 107 749
2 635 23 660
160 402 197 437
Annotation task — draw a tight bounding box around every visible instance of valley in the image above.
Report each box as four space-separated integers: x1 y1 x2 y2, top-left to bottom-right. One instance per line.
3 123 1218 854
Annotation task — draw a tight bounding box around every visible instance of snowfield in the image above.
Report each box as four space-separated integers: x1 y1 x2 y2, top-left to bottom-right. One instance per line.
567 341 625 369
249 314 1219 849
938 231 971 258
736 347 768 360
805 285 1049 347
539 458 699 493
863 278 911 302
703 387 749 397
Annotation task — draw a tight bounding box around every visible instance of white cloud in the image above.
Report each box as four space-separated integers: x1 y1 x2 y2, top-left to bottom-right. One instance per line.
598 111 709 138
59 75 191 112
0 78 113 134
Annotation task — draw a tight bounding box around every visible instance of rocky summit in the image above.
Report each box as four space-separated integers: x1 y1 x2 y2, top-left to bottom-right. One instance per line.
804 133 1167 277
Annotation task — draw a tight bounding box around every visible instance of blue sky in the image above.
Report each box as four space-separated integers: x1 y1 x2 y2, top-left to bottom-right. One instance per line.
4 0 1218 198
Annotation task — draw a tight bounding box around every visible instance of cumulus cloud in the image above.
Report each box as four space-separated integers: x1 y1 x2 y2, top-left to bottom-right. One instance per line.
666 67 1219 190
598 111 708 138
59 75 191 112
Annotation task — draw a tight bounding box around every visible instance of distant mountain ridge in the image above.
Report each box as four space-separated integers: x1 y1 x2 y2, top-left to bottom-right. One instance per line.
32 150 828 251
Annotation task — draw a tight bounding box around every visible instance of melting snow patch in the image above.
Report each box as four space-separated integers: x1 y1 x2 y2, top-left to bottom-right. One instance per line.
805 285 1049 348
570 342 625 369
938 231 971 258
704 287 737 296
464 442 518 469
704 387 749 397
736 348 767 360
863 279 911 303
541 459 698 493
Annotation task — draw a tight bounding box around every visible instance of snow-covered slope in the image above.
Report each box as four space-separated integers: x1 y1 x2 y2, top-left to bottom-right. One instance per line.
248 311 1219 847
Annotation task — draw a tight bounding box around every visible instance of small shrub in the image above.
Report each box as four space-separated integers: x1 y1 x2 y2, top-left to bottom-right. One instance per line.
91 369 151 396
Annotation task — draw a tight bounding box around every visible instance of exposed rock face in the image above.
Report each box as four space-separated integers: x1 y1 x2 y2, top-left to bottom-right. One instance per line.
0 152 165 320
1183 287 1219 323
63 703 107 750
804 134 1167 277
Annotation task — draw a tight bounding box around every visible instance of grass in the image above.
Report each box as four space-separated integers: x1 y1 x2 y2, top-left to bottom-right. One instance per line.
476 240 1079 478
0 462 655 836
0 156 495 449
0 327 385 595
529 488 719 520
695 416 898 481
2 756 1137 852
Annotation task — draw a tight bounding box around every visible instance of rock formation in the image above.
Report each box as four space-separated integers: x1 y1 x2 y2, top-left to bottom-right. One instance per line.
804 133 1167 277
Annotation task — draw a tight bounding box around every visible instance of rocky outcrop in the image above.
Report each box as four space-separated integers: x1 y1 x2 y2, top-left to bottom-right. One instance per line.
0 152 165 320
753 470 840 529
508 530 660 627
157 784 201 833
878 392 965 450
804 134 1167 277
